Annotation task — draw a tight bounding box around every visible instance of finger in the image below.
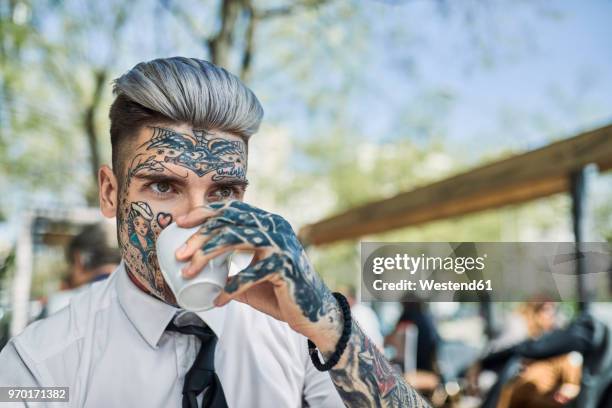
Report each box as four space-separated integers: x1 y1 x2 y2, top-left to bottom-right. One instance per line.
181 226 251 278
176 213 253 261
215 253 285 306
198 213 240 235
224 199 266 215
202 225 272 253
183 224 269 276
175 228 218 261
181 241 256 279
175 206 218 228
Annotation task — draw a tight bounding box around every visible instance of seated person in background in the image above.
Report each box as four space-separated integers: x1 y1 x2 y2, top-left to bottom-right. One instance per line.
487 300 558 355
386 301 440 374
500 352 581 408
385 302 441 394
45 223 121 315
467 300 560 394
478 313 611 408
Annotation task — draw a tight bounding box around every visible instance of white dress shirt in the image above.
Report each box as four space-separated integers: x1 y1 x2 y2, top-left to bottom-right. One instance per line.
0 262 344 407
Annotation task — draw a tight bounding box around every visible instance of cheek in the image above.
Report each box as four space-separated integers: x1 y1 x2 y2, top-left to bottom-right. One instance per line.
157 200 192 223
156 212 173 230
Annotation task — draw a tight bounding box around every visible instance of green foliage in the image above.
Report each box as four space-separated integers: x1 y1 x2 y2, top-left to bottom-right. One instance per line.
1 1 608 304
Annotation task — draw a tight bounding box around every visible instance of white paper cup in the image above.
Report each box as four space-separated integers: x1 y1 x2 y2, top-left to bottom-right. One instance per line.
156 222 231 311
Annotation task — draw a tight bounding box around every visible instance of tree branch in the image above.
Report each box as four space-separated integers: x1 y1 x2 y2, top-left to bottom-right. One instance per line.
83 68 107 204
160 1 212 56
256 0 329 19
240 0 256 81
208 0 243 67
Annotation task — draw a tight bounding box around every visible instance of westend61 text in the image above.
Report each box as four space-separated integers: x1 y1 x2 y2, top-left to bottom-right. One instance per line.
372 279 493 292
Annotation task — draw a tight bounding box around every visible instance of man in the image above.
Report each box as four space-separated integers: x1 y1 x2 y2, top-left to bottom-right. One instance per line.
0 57 429 407
45 223 121 315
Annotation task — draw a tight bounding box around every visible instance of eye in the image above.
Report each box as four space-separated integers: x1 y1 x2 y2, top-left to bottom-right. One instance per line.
148 181 176 196
209 185 240 201
218 186 234 198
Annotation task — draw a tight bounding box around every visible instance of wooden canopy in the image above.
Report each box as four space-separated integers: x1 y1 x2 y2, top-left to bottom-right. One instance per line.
299 124 612 246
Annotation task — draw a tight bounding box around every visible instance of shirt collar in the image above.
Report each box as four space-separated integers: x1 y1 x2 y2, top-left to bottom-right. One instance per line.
116 261 227 348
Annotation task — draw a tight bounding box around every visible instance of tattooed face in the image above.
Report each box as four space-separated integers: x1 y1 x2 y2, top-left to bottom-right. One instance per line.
112 123 249 304
134 216 149 237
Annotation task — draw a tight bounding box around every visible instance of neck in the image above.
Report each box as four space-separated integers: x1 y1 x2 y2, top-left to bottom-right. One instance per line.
125 267 154 294
125 266 179 308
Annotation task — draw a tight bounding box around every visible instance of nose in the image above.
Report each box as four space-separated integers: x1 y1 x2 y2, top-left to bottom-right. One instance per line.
186 184 211 212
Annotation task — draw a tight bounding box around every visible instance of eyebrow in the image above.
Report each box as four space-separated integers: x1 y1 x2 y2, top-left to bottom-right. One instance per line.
133 172 249 189
213 178 250 189
132 172 189 186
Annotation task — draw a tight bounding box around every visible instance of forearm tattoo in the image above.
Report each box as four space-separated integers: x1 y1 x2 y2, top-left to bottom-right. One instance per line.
330 321 431 408
117 126 248 303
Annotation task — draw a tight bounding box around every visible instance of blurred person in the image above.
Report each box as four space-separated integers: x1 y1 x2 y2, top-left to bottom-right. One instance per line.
478 313 612 408
65 223 120 286
0 58 429 407
466 300 560 391
337 284 384 349
487 300 558 354
498 353 581 408
386 302 440 374
384 303 441 397
45 224 121 315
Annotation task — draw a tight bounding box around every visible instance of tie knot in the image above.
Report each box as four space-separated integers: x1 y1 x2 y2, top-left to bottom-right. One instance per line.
166 320 216 342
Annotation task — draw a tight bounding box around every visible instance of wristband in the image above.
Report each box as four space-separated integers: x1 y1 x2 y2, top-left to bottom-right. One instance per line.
308 292 352 371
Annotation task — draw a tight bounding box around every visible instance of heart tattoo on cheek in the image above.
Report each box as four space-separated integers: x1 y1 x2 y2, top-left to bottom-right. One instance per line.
157 212 173 229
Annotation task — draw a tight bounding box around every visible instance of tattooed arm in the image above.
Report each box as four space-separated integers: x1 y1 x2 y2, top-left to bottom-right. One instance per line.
328 321 430 407
176 200 429 407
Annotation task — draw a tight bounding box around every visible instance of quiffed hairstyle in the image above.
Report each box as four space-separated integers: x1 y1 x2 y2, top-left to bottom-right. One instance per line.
109 57 263 176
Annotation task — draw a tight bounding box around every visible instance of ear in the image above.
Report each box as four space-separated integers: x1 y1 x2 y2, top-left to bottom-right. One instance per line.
99 165 119 218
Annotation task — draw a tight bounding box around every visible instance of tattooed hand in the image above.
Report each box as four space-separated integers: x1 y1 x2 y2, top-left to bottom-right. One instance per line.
175 200 343 351
176 200 430 407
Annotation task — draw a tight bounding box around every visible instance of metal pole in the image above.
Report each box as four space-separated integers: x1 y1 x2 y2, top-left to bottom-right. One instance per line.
570 168 589 313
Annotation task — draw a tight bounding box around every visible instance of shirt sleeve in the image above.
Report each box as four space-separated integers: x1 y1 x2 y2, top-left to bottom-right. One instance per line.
302 349 345 408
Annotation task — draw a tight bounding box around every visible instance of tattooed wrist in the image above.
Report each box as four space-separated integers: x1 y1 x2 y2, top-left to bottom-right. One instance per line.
311 294 344 356
330 321 430 408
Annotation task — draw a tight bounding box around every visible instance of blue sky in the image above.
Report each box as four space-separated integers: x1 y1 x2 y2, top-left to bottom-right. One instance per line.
336 0 612 161
443 0 612 152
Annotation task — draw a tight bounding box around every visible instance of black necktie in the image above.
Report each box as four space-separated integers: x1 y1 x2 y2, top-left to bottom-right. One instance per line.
166 320 228 408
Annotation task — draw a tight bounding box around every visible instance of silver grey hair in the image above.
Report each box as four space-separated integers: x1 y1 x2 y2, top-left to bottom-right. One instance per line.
113 57 263 138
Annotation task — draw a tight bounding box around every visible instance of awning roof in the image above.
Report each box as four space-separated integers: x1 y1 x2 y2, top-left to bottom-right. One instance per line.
299 124 612 246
